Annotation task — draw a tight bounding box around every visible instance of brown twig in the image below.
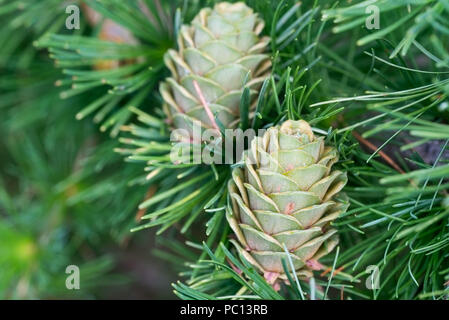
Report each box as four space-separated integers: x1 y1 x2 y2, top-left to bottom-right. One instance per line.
352 131 405 174
135 185 158 222
226 257 242 275
320 266 345 277
119 185 158 248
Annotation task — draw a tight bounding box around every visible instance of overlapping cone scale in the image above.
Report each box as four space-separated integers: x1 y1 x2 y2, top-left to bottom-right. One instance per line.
160 2 271 138
227 120 349 283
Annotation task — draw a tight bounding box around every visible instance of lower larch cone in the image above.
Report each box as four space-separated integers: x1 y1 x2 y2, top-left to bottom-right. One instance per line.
227 120 349 288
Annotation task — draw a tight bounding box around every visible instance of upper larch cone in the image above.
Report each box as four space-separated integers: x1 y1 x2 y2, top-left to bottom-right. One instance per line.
160 2 271 139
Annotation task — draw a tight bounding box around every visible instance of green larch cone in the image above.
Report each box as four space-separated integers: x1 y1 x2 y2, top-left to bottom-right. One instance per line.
227 120 349 286
160 2 271 139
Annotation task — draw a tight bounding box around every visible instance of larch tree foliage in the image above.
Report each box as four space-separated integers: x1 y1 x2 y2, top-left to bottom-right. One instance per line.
0 0 448 300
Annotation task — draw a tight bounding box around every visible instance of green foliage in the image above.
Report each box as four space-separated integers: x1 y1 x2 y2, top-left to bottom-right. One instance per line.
0 0 77 68
0 63 123 298
0 3 147 296
34 0 177 136
1 0 449 300
162 0 449 300
323 0 449 61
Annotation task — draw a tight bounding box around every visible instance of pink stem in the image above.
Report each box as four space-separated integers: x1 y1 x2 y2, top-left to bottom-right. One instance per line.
192 80 221 134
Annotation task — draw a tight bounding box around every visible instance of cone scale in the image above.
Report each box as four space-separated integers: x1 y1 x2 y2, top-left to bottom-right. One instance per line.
160 2 271 138
227 120 349 286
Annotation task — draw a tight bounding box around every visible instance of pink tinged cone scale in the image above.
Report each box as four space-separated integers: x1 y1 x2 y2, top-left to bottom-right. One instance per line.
160 2 271 139
227 120 349 288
